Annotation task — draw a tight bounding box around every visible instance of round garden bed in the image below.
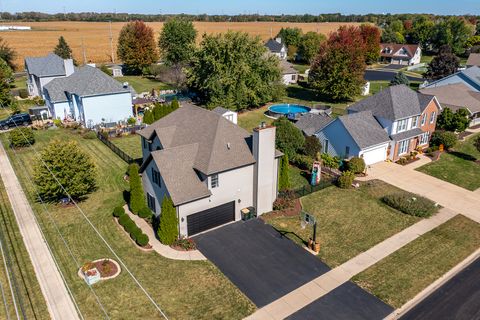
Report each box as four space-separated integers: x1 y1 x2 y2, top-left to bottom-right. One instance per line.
78 259 121 285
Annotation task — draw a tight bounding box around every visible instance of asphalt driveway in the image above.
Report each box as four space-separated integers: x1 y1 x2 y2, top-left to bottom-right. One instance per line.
194 219 330 307
286 282 393 320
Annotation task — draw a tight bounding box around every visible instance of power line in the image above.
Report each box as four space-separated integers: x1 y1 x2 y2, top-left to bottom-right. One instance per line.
7 141 110 319
8 119 168 319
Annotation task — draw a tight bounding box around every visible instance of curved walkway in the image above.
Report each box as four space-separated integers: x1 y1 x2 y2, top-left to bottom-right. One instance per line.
123 206 206 261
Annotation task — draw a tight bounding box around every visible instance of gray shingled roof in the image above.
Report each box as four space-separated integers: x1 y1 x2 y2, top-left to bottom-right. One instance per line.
279 60 297 75
25 53 66 77
337 111 391 149
390 128 423 141
461 66 480 87
138 104 256 176
348 85 434 121
150 144 212 206
212 106 230 115
44 66 130 103
420 83 480 115
295 113 332 136
265 39 285 53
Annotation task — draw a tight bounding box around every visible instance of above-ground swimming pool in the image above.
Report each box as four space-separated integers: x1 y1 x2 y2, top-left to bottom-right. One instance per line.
268 104 311 118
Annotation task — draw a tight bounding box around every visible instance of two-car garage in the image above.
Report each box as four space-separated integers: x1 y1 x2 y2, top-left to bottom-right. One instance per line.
359 143 389 165
186 201 236 236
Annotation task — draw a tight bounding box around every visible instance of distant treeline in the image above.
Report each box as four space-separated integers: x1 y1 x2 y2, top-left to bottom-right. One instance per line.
0 12 477 24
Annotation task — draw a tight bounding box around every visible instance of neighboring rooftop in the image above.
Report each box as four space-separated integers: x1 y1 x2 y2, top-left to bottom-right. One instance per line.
380 43 419 58
466 53 480 67
420 83 480 115
295 113 332 136
348 85 434 121
265 38 285 53
25 53 68 77
279 60 297 75
424 66 480 91
337 111 391 149
44 65 131 103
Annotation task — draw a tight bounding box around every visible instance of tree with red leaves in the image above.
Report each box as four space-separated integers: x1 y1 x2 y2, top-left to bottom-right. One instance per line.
360 24 381 64
308 26 366 101
117 21 159 74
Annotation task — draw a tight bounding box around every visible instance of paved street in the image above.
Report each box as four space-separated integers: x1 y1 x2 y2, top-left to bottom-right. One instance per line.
0 142 80 320
364 70 422 82
401 258 480 320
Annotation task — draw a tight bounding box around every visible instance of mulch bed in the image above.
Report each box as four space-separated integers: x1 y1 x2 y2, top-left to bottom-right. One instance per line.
94 259 118 278
469 124 480 130
458 131 473 140
263 198 302 219
426 150 442 162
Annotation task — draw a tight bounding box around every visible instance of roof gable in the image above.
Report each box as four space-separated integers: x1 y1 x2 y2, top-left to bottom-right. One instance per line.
25 53 66 77
265 39 285 53
337 111 391 149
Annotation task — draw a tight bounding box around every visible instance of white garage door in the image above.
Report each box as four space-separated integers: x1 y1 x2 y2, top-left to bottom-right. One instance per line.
360 145 388 165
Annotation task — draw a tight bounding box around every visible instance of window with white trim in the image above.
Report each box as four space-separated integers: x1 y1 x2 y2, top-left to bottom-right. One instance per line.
211 174 219 188
398 139 409 155
396 119 408 133
430 111 436 124
419 131 430 145
411 116 419 128
421 113 427 126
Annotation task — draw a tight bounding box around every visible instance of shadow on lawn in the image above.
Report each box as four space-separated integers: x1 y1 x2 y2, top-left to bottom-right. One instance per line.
449 151 478 162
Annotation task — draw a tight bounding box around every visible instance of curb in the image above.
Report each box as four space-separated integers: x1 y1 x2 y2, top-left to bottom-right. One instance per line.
385 248 480 319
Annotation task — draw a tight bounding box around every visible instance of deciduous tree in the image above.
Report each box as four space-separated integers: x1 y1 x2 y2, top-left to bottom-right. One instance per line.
117 21 159 74
436 107 470 132
431 17 474 55
276 27 303 48
309 26 366 101
33 140 96 201
273 117 305 159
297 32 325 64
424 45 459 80
408 16 435 48
360 24 381 64
0 38 16 70
188 31 283 111
158 195 178 245
0 58 16 112
159 18 197 65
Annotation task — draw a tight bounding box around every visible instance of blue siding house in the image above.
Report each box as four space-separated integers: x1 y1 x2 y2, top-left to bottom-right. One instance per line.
43 66 134 127
423 66 480 92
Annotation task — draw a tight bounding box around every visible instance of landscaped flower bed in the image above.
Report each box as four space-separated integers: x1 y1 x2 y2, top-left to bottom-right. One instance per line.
79 259 121 285
171 237 197 251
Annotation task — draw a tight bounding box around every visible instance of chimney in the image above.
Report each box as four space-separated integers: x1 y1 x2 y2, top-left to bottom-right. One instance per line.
252 123 277 216
275 37 282 44
63 59 74 76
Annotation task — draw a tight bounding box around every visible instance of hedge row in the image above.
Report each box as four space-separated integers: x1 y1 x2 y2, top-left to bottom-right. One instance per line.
113 206 149 247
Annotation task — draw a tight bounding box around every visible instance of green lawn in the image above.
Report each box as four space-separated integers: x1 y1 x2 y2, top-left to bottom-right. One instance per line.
262 180 421 267
0 129 255 319
292 63 310 74
369 81 422 96
238 105 274 132
110 134 142 159
289 165 310 189
353 215 480 308
0 100 36 119
0 177 49 320
117 76 172 93
13 76 27 90
416 133 480 191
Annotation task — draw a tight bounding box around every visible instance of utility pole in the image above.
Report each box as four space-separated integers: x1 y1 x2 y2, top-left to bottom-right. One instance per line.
81 38 87 65
109 20 115 63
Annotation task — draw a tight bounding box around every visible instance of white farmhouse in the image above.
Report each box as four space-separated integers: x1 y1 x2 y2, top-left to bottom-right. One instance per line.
43 65 134 127
138 104 282 237
380 44 421 66
265 38 287 60
279 60 298 85
25 53 75 97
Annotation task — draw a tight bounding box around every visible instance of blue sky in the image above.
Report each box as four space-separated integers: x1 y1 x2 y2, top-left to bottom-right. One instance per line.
1 0 479 15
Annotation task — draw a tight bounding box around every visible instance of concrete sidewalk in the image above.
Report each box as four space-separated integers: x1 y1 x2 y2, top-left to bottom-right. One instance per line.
0 142 80 320
246 208 457 320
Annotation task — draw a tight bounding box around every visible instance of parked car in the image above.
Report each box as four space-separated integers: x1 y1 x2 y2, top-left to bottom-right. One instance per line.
0 113 32 130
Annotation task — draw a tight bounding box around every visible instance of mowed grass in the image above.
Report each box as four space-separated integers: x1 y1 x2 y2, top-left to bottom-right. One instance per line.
0 128 255 319
353 215 480 308
0 177 49 320
262 180 421 267
110 134 142 159
1 21 362 68
289 165 310 189
117 76 172 94
416 133 480 191
238 105 274 132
